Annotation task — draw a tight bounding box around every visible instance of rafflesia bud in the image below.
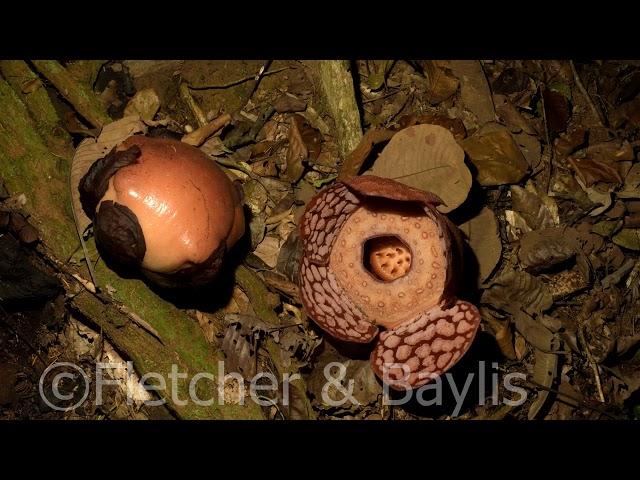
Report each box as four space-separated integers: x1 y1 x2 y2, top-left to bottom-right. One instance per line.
79 136 245 287
299 175 481 390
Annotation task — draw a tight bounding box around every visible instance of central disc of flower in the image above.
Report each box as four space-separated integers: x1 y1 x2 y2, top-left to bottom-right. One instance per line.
329 201 447 330
364 236 412 282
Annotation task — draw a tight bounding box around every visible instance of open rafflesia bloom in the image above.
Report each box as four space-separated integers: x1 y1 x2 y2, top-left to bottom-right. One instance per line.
299 175 481 390
79 136 245 287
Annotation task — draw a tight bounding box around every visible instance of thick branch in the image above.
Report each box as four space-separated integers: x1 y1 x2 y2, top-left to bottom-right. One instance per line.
31 60 112 129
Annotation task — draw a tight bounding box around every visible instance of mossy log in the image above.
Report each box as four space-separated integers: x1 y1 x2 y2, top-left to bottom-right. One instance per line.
0 75 264 419
314 60 363 160
31 60 112 129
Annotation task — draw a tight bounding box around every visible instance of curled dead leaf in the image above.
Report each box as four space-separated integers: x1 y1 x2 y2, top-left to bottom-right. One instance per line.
510 181 560 232
461 124 529 186
421 60 460 104
518 228 575 273
482 268 553 316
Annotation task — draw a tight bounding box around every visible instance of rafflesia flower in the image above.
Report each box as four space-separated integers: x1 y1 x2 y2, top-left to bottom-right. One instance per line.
299 175 481 390
79 136 245 288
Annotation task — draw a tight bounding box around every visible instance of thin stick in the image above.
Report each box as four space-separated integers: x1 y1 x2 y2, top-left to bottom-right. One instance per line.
577 325 606 403
187 67 290 90
179 82 207 128
570 60 606 127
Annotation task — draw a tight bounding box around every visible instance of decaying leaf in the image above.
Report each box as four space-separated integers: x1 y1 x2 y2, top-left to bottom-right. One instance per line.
461 124 529 186
494 95 536 134
528 339 560 419
253 235 282 268
421 60 460 104
285 115 308 183
542 88 570 133
510 181 560 232
370 124 472 213
482 268 554 316
518 228 575 273
554 127 587 158
618 163 640 199
70 115 147 233
458 207 502 282
574 176 613 216
512 310 557 353
221 321 259 378
568 156 623 187
276 229 303 284
306 343 382 412
585 140 634 163
123 88 160 123
612 228 640 251
447 60 496 127
397 114 467 141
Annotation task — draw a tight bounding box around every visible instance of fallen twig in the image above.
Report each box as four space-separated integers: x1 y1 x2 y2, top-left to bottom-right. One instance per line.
181 113 232 147
570 60 606 127
575 297 606 403
187 66 289 90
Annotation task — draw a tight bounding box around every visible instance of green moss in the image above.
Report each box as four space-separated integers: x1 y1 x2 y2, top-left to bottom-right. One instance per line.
0 76 264 420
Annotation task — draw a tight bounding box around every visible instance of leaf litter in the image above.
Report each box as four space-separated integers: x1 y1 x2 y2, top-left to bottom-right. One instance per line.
7 59 640 420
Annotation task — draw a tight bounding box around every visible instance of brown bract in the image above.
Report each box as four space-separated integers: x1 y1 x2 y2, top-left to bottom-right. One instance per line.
299 175 481 389
79 136 245 287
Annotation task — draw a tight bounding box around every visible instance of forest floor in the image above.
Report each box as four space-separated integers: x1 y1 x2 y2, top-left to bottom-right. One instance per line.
1 59 640 420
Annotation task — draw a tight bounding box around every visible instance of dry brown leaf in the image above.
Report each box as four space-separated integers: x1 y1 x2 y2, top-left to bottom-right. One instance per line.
528 342 560 420
461 124 529 186
574 176 613 216
123 88 160 122
612 228 640 251
369 124 471 213
542 88 570 133
70 116 147 233
459 207 502 282
510 181 560 232
618 163 640 199
482 268 554 316
285 115 307 183
422 60 460 104
447 60 496 127
396 113 467 140
554 127 587 158
253 235 282 268
568 156 623 187
495 95 536 134
518 228 575 273
338 128 395 180
585 140 634 163
513 310 556 353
